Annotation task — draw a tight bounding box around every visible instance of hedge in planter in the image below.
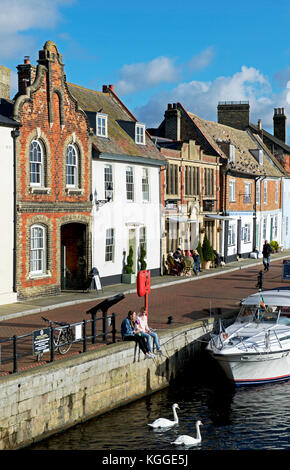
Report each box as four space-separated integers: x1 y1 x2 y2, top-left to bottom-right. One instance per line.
202 235 215 262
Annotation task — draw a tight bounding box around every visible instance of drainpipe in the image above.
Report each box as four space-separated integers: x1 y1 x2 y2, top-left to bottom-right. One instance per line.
11 127 20 293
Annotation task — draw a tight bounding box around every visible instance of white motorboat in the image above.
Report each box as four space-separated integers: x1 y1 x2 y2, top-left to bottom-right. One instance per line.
206 288 290 386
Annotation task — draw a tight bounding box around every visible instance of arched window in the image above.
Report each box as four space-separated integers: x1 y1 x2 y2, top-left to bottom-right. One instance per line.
66 144 79 188
30 225 46 275
30 140 44 186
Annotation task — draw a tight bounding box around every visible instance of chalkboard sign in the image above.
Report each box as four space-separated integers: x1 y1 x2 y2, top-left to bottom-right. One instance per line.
33 328 50 356
282 260 290 281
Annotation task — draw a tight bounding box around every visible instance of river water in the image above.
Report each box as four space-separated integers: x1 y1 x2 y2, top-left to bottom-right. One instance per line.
28 355 290 451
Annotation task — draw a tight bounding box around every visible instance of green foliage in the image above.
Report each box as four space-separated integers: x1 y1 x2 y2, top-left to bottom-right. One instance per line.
124 246 134 274
270 240 279 252
202 235 215 262
196 241 204 263
139 245 147 271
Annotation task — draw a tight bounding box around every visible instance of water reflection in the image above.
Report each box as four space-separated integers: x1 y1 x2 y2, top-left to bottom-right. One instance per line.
28 355 290 451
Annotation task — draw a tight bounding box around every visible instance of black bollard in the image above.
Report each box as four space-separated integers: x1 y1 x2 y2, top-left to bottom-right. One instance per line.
167 316 173 324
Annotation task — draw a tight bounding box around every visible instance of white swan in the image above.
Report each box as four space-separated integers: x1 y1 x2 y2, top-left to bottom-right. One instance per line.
148 403 180 428
171 420 203 446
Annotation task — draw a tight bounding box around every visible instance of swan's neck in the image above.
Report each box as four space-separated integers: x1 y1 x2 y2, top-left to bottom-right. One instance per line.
172 407 178 423
196 423 201 440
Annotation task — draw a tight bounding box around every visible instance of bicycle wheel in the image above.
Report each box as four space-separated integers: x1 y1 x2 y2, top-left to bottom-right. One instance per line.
58 329 73 354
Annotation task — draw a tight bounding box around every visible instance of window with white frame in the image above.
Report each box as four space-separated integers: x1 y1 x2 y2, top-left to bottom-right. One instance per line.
286 216 289 237
104 164 113 201
229 180 236 202
243 223 251 243
105 228 114 262
263 217 267 239
139 226 146 253
275 181 278 203
264 180 268 204
30 225 46 275
126 166 134 201
256 180 260 204
244 182 252 203
228 223 236 246
97 113 108 137
30 140 44 186
142 168 149 202
274 215 278 238
66 144 78 187
135 124 145 144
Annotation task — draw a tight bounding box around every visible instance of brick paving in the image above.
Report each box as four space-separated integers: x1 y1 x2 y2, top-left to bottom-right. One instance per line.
0 253 289 375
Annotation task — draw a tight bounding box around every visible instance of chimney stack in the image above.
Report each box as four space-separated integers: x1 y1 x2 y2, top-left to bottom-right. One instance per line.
102 84 114 92
217 101 250 130
17 56 36 95
0 65 10 99
164 103 181 140
273 107 287 143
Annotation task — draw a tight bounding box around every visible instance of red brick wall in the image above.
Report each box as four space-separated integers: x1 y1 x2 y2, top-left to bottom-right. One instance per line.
15 42 91 299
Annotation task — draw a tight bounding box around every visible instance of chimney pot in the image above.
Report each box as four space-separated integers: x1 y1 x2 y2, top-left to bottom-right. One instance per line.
258 119 262 130
168 103 172 110
102 85 107 92
24 56 30 64
109 84 114 91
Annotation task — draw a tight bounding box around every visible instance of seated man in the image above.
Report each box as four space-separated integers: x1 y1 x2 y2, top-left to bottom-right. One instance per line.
121 310 154 359
166 252 180 275
135 307 162 355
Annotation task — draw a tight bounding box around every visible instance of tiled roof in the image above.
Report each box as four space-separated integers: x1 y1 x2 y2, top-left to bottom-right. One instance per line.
186 111 286 177
249 122 290 154
67 83 165 163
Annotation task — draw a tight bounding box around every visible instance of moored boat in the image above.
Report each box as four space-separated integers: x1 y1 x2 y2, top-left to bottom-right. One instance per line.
206 288 290 386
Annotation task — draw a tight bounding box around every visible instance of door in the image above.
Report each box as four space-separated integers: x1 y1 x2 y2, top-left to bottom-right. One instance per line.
128 228 137 274
61 223 87 290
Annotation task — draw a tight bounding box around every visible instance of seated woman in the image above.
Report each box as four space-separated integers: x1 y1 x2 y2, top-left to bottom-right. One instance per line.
135 307 163 355
166 252 180 275
121 310 154 359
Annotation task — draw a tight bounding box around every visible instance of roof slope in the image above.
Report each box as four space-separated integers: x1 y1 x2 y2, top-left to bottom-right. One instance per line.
68 83 165 163
187 111 287 178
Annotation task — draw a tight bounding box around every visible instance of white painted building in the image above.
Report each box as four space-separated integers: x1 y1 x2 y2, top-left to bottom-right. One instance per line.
68 83 165 286
0 116 19 304
282 177 290 250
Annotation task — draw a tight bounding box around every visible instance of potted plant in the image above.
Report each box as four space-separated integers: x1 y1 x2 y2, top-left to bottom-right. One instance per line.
202 235 215 269
270 240 279 253
122 246 136 284
196 241 204 265
139 245 147 271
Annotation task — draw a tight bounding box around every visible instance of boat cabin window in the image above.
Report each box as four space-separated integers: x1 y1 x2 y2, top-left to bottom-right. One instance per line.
238 305 290 324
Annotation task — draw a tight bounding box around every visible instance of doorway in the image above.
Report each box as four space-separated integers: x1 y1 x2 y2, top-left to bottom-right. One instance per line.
128 228 137 274
61 223 87 290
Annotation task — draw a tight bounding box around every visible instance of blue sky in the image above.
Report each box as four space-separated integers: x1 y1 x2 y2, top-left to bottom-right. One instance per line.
1 0 290 140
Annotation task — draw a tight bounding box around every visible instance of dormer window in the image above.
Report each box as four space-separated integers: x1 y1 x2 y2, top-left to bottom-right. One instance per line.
135 123 145 145
97 113 108 137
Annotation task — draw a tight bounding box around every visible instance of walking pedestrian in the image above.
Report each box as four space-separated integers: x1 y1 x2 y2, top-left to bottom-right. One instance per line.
121 310 154 359
262 240 272 271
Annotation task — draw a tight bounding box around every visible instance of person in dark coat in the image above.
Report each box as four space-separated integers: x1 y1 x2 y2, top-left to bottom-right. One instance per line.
262 240 272 271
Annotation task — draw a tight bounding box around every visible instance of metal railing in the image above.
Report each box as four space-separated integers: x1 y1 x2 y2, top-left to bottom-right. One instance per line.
0 313 117 374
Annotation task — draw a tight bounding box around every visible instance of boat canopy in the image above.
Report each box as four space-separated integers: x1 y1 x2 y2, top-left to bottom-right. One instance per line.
242 288 290 307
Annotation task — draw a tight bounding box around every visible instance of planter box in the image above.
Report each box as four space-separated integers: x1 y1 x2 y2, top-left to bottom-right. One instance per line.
202 260 212 270
122 273 136 284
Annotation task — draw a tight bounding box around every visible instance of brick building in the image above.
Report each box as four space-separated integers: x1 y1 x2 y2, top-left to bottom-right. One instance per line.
150 102 288 264
4 41 92 299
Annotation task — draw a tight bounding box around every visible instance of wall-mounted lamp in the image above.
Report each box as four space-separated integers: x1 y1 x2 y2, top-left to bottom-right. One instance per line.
91 184 113 209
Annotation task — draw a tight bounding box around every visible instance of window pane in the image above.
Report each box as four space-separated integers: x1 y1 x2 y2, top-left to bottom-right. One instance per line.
105 228 114 262
126 167 134 201
30 140 43 185
30 226 45 274
66 145 78 187
142 168 149 201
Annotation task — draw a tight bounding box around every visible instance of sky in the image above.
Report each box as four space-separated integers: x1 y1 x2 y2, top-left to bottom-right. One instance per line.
1 0 290 141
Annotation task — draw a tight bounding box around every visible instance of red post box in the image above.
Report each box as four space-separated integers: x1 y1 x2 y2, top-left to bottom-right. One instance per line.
137 270 151 319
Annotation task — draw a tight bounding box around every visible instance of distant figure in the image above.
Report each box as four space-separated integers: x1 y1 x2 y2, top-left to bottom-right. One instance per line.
173 248 183 274
262 240 272 271
256 270 264 291
192 249 202 272
121 310 154 359
183 250 197 276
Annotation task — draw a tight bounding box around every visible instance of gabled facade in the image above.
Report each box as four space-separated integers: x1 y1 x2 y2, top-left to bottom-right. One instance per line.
4 41 92 299
68 83 166 285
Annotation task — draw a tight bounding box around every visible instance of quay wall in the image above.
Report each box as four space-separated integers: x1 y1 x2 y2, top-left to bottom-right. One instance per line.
0 319 213 450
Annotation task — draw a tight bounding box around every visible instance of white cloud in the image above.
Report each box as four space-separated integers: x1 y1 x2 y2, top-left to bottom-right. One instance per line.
135 65 289 131
187 46 215 71
0 0 75 59
115 56 180 95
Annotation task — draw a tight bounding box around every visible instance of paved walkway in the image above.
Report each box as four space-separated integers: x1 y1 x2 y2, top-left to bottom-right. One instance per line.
0 251 289 375
1 250 289 322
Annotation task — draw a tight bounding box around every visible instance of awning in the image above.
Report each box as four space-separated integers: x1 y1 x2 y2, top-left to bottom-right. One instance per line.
204 214 234 220
167 216 197 223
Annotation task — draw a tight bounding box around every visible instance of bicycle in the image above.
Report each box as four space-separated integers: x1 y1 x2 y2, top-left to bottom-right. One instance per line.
41 316 73 354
